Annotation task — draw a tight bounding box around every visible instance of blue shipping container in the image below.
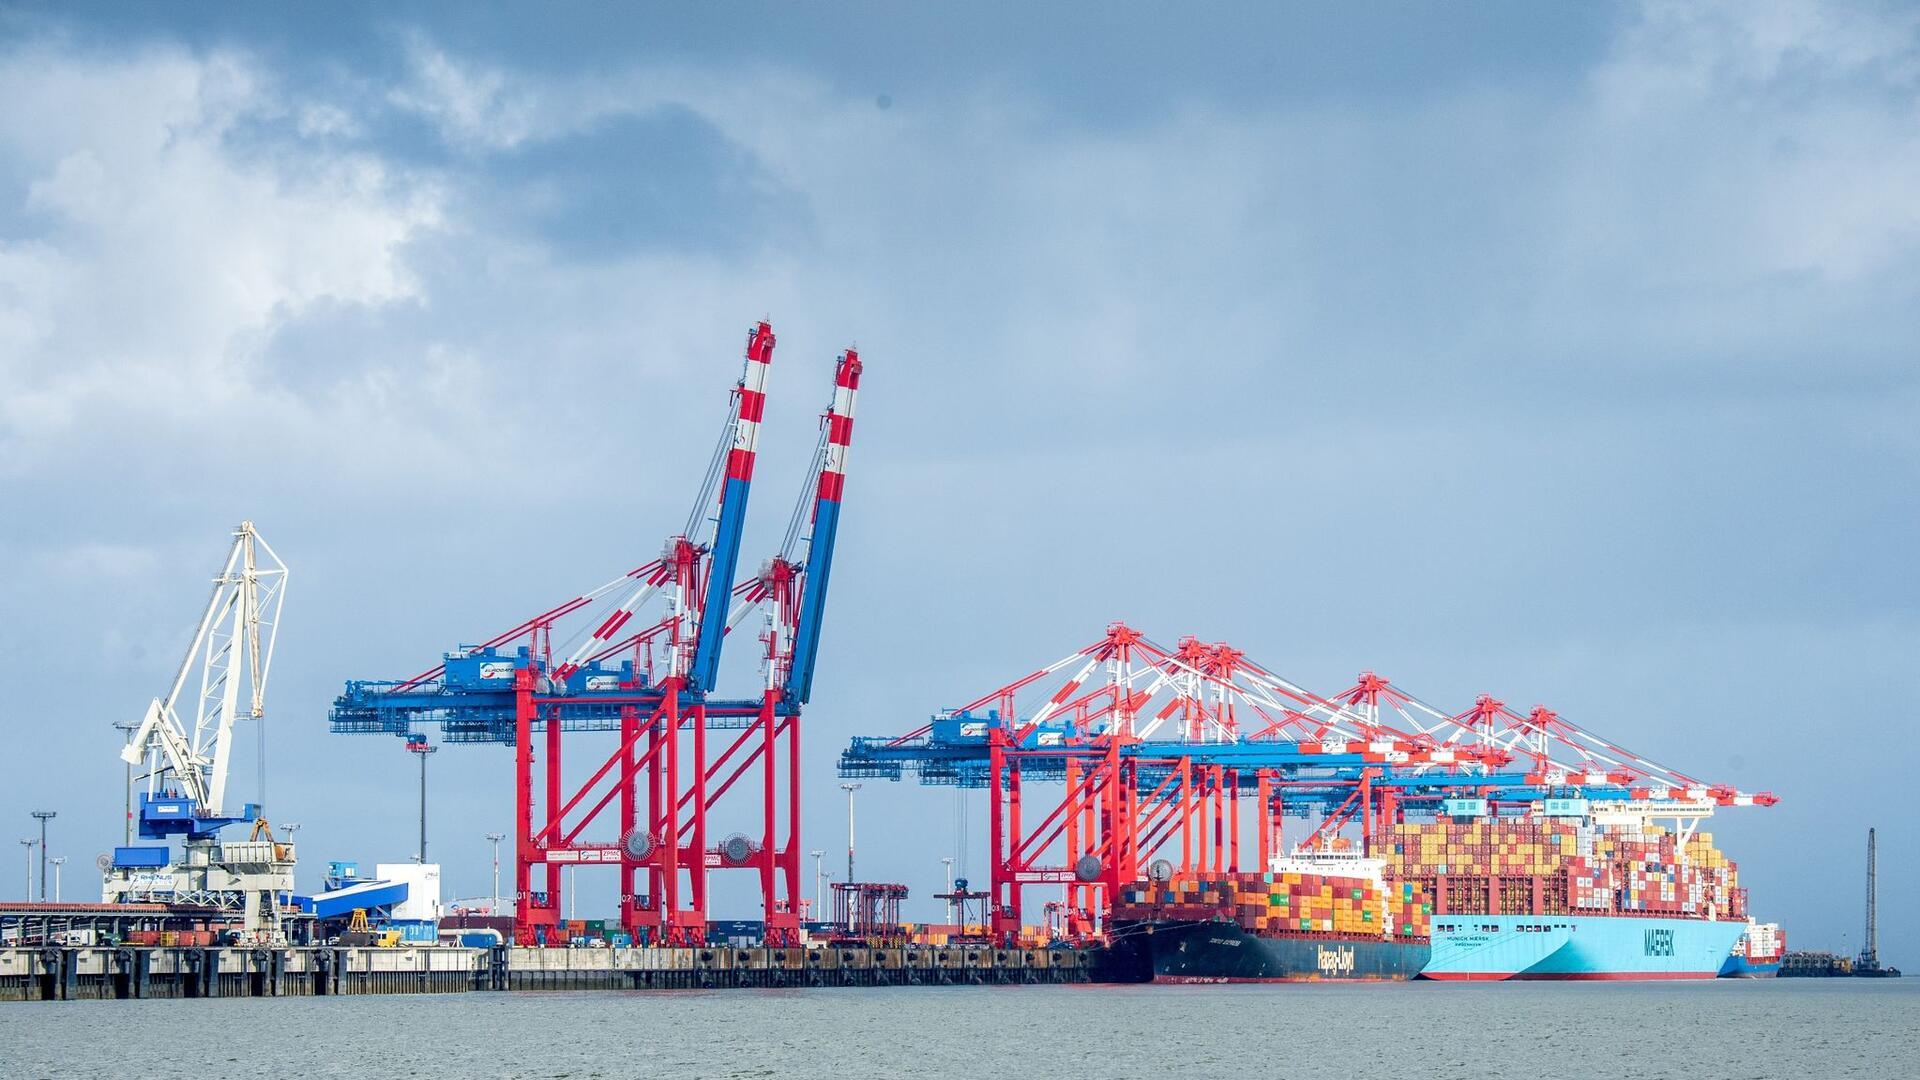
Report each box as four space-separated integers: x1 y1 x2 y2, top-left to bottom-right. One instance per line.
387 920 439 942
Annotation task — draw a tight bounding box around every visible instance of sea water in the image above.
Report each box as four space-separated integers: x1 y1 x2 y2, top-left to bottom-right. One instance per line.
3 978 1915 1078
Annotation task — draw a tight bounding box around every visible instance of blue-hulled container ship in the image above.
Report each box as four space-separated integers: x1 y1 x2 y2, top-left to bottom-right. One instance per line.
1718 921 1785 978
1422 914 1746 980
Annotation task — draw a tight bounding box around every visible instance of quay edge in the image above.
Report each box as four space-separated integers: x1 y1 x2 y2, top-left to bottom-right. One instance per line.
1 944 1124 1001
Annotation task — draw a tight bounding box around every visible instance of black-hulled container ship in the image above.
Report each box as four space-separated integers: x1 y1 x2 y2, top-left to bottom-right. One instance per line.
1113 853 1431 982
1140 918 1431 982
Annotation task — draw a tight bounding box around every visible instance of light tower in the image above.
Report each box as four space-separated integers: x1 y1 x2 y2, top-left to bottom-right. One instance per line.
809 849 826 921
113 721 137 845
17 839 33 901
49 856 65 903
406 735 437 862
840 782 861 883
487 832 506 915
942 856 955 922
30 811 54 903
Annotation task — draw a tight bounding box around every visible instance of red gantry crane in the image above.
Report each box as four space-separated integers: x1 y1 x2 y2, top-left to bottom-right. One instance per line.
842 623 1774 944
332 322 865 947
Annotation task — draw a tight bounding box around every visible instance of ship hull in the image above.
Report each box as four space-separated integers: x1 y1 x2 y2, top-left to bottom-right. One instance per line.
1422 914 1747 981
1719 956 1781 978
1139 920 1430 982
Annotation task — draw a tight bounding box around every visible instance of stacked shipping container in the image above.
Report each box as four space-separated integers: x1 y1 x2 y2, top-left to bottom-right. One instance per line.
1114 817 1744 942
1112 870 1431 942
1380 818 1744 920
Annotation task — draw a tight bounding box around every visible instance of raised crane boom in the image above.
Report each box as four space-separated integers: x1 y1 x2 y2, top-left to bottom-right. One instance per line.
122 521 287 820
784 347 861 706
691 321 776 692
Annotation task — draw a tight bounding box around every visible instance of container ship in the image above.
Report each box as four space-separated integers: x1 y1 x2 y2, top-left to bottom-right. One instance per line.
1118 811 1764 982
1114 852 1430 982
1719 921 1784 978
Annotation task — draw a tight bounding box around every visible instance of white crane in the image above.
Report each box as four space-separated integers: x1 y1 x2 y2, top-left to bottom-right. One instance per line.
105 522 295 943
121 521 287 820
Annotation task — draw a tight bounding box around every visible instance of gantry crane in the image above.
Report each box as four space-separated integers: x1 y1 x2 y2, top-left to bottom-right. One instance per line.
330 322 864 946
107 521 296 943
840 622 1775 944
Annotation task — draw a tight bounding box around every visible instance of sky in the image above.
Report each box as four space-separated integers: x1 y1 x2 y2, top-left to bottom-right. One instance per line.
0 1 1914 961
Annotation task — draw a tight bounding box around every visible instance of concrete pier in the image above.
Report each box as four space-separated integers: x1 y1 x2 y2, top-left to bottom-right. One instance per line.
0 944 1102 1001
0 944 485 1000
504 945 1099 990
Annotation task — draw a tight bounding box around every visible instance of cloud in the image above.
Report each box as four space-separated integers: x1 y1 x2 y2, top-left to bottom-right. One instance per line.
0 42 442 464
386 34 544 153
1568 0 1920 287
359 0 1910 433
